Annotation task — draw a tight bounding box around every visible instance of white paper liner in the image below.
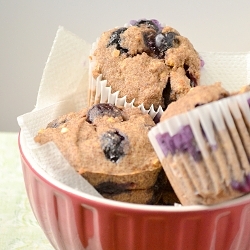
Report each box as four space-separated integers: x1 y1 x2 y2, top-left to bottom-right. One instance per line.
148 91 250 205
17 25 250 201
88 72 164 120
149 91 250 163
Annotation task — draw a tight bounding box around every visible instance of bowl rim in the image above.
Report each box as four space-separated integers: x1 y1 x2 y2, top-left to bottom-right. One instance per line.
18 130 250 213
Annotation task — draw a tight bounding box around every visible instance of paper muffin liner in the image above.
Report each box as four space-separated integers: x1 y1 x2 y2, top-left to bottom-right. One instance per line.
88 70 164 122
148 91 250 205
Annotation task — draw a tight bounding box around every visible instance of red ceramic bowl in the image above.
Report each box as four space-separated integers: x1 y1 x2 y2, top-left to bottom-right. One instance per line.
19 131 250 250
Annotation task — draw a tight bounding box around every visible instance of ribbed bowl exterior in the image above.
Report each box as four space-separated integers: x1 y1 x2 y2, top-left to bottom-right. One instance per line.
19 134 250 250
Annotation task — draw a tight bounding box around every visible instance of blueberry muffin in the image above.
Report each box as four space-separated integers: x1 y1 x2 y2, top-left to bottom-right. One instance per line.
90 19 201 110
149 83 250 205
34 103 177 204
160 82 230 120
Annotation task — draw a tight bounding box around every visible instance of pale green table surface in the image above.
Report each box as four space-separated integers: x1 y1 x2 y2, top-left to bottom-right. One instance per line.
0 132 54 250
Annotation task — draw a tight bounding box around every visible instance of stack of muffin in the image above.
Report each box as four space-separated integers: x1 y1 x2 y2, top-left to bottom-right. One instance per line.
34 19 250 206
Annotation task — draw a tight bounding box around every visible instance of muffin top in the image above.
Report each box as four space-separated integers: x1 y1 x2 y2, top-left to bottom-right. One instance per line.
91 19 201 110
160 82 230 120
34 104 161 188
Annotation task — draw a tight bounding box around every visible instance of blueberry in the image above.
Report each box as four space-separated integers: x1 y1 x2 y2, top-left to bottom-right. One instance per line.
231 174 250 193
86 103 123 123
156 125 202 161
100 130 128 163
47 117 68 128
143 32 179 59
143 30 158 56
155 32 179 54
153 112 162 124
107 27 128 54
133 19 161 32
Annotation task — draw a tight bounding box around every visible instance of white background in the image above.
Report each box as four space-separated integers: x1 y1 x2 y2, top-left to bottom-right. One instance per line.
1 0 250 131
